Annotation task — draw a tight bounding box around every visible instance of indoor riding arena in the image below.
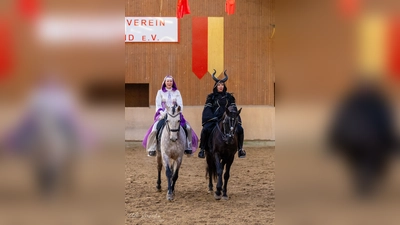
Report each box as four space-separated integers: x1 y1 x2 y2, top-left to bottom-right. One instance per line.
125 0 275 224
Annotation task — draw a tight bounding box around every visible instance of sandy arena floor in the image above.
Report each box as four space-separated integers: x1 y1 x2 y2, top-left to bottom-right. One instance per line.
125 141 275 225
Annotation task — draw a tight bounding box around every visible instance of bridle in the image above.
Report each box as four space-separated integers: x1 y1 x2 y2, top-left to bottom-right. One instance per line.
217 111 238 142
165 112 181 134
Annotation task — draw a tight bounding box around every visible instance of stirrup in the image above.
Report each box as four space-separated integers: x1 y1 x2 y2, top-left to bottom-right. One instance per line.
184 149 192 155
238 149 246 158
198 149 205 158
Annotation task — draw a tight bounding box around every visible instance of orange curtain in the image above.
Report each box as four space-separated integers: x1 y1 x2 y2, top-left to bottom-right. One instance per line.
16 0 40 22
225 0 236 15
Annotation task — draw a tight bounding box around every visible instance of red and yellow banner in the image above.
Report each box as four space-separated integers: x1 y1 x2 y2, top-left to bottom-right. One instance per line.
192 17 224 79
357 13 400 79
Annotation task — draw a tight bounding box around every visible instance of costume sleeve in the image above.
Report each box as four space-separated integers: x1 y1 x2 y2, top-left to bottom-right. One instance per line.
175 90 183 112
155 90 163 112
202 94 216 125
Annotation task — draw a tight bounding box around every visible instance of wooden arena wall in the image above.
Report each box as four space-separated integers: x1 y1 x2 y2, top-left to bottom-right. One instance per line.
125 0 275 141
125 0 275 106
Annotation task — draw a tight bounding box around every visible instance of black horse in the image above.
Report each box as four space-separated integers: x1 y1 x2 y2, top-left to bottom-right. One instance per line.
206 106 242 200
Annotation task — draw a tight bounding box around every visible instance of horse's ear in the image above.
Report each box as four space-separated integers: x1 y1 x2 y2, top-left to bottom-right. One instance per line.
238 108 242 114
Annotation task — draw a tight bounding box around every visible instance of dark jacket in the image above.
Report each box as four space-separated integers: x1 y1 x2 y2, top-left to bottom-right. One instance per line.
329 84 397 156
202 92 236 125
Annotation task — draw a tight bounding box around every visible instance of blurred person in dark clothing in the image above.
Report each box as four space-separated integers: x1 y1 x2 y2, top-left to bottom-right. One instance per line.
329 79 398 196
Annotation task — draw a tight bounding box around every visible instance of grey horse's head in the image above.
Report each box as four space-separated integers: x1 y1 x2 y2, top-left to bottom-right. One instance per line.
165 105 181 142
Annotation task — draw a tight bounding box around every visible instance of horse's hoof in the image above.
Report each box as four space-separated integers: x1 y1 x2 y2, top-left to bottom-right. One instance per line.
166 194 174 201
214 193 221 200
208 189 213 194
222 195 229 200
147 151 156 157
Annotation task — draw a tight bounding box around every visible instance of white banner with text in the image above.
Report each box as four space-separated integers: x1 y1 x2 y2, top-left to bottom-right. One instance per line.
125 17 178 42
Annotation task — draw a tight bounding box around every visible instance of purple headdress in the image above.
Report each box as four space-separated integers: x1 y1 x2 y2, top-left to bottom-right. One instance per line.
161 75 178 92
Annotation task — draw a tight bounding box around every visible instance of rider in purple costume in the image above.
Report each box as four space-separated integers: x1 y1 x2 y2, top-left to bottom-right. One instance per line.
143 75 198 156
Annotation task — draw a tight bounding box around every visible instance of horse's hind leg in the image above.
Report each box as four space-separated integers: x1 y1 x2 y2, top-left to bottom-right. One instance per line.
156 154 162 191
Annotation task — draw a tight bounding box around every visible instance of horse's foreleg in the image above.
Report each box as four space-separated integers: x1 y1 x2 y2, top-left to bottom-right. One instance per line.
208 166 213 193
214 154 223 200
222 158 233 200
156 154 162 191
171 166 179 194
165 164 174 201
171 158 181 195
206 154 214 193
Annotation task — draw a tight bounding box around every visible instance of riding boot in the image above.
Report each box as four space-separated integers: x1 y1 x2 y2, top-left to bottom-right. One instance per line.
198 148 205 158
184 124 192 155
198 129 208 158
237 125 246 158
146 121 158 157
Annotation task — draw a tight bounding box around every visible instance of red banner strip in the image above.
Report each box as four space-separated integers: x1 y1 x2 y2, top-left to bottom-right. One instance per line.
192 17 208 79
387 16 400 79
0 19 14 81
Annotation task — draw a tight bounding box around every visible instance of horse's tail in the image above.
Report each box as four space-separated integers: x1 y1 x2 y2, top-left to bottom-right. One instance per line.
205 151 218 182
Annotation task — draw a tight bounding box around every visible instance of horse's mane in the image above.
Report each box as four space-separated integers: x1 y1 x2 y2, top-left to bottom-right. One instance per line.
172 106 175 114
220 105 237 121
227 105 237 113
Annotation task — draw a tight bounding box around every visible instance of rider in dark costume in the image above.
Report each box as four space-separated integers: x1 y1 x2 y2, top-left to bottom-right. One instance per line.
198 70 246 159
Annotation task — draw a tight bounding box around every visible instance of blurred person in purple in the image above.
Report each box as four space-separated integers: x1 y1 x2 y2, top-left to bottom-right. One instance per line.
2 74 92 196
328 78 399 197
143 75 198 157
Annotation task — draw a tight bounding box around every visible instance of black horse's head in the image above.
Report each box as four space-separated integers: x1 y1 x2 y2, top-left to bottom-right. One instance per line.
221 106 242 144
